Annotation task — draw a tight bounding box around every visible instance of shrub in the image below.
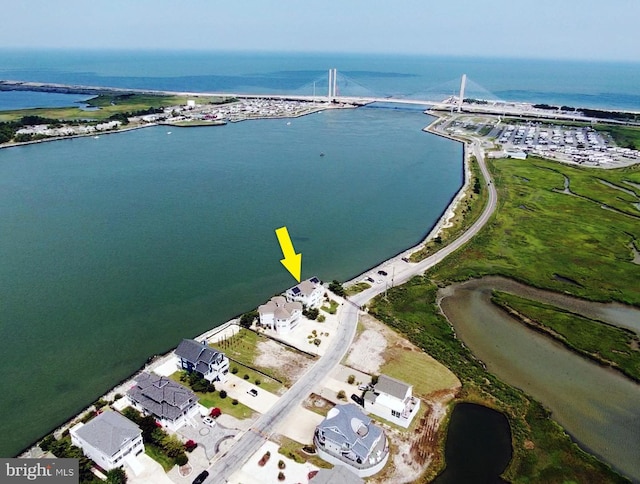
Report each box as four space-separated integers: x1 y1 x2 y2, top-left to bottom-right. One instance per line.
113 393 123 401
371 375 379 385
94 399 109 409
232 399 239 405
219 390 227 399
174 452 188 466
243 374 250 380
231 367 238 374
255 379 261 386
39 435 56 452
278 459 286 469
313 338 321 346
337 390 346 400
317 315 326 322
184 440 197 452
278 471 285 481
347 374 355 385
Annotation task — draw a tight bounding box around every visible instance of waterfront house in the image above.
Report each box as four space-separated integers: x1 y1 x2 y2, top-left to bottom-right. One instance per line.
175 339 230 383
70 411 144 471
285 276 324 308
363 374 420 428
258 296 303 334
313 403 389 478
127 372 199 431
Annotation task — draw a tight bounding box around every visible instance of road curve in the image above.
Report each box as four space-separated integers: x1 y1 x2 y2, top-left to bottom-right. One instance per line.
204 138 496 483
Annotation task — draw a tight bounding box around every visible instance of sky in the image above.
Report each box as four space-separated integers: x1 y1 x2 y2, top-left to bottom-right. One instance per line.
2 0 640 62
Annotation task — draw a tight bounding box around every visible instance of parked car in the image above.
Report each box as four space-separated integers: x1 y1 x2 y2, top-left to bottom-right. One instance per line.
247 388 258 397
377 270 388 276
358 384 369 391
193 470 209 484
203 416 216 427
351 394 364 406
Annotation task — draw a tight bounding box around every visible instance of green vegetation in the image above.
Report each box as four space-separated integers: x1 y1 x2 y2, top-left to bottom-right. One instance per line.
492 291 640 381
320 299 339 314
593 124 640 150
428 157 640 305
239 310 258 328
367 155 639 482
329 280 345 296
345 281 371 295
276 436 332 469
411 155 488 262
39 435 98 483
212 328 309 389
168 372 256 417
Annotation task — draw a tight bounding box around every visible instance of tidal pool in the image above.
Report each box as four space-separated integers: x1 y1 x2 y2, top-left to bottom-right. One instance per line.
439 277 640 482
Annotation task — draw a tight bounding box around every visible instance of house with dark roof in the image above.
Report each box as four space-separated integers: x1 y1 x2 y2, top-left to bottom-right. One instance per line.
127 372 199 431
363 374 420 428
313 403 388 478
285 276 324 308
258 296 303 334
70 411 144 471
175 339 230 383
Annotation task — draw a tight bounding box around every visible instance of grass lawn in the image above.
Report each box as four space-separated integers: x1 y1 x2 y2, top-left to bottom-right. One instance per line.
275 435 332 469
492 291 640 381
320 299 339 314
229 362 285 394
345 282 371 295
380 341 459 398
145 444 175 472
168 372 255 419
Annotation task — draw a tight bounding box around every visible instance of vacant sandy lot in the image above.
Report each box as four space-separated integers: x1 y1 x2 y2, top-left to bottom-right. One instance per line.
255 339 315 385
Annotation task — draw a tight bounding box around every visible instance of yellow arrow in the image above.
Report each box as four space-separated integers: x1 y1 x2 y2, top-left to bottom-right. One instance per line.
275 226 302 282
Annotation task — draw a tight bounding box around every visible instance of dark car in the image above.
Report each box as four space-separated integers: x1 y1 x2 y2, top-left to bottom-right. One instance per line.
193 470 209 484
377 270 388 276
351 394 364 406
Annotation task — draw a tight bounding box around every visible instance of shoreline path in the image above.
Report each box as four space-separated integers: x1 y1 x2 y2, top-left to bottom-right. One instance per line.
204 139 497 483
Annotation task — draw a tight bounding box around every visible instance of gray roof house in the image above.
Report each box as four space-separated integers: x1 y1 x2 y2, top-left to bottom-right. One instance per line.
175 339 230 382
364 374 420 428
314 403 389 478
127 372 198 430
70 411 144 471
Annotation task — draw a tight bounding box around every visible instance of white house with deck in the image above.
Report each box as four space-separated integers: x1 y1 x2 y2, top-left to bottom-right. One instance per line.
363 374 420 428
258 296 303 334
70 411 144 471
285 276 324 308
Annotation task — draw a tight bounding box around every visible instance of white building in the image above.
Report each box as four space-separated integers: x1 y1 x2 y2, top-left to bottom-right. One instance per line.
70 411 144 471
175 339 230 383
127 372 199 431
363 375 420 428
285 276 324 308
258 296 303 334
314 403 388 478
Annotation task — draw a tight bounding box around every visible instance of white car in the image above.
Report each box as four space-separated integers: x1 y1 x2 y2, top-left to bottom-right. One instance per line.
203 416 216 427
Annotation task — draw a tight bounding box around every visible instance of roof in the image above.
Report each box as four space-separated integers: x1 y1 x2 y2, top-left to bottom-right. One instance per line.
175 339 224 366
127 372 197 421
287 277 322 297
258 297 302 319
310 466 364 484
317 403 383 462
73 411 141 457
374 374 411 400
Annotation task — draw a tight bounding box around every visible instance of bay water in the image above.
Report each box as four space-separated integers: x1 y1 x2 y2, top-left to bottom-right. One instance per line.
0 106 462 456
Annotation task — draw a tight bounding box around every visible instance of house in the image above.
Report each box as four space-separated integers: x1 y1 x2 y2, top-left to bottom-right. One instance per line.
70 411 144 471
175 339 230 383
258 296 303 334
285 276 324 308
127 372 199 431
363 374 420 428
313 403 389 478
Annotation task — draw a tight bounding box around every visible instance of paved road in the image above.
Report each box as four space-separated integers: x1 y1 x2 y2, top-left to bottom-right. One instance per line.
204 138 496 483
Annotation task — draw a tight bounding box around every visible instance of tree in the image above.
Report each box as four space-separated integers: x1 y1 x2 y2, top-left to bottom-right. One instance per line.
303 307 319 320
329 280 345 297
175 452 188 466
240 310 258 328
162 434 185 458
106 468 128 484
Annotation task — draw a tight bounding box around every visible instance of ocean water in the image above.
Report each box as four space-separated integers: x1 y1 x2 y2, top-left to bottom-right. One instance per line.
1 50 640 110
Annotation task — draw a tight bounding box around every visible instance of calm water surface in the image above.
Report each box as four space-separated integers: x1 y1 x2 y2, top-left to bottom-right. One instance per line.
439 277 640 482
0 107 462 456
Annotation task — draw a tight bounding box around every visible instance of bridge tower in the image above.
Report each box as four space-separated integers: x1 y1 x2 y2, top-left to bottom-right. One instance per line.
457 74 467 112
327 68 337 101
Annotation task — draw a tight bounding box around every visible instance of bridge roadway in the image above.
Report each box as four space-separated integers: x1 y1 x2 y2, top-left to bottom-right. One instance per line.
203 137 497 483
